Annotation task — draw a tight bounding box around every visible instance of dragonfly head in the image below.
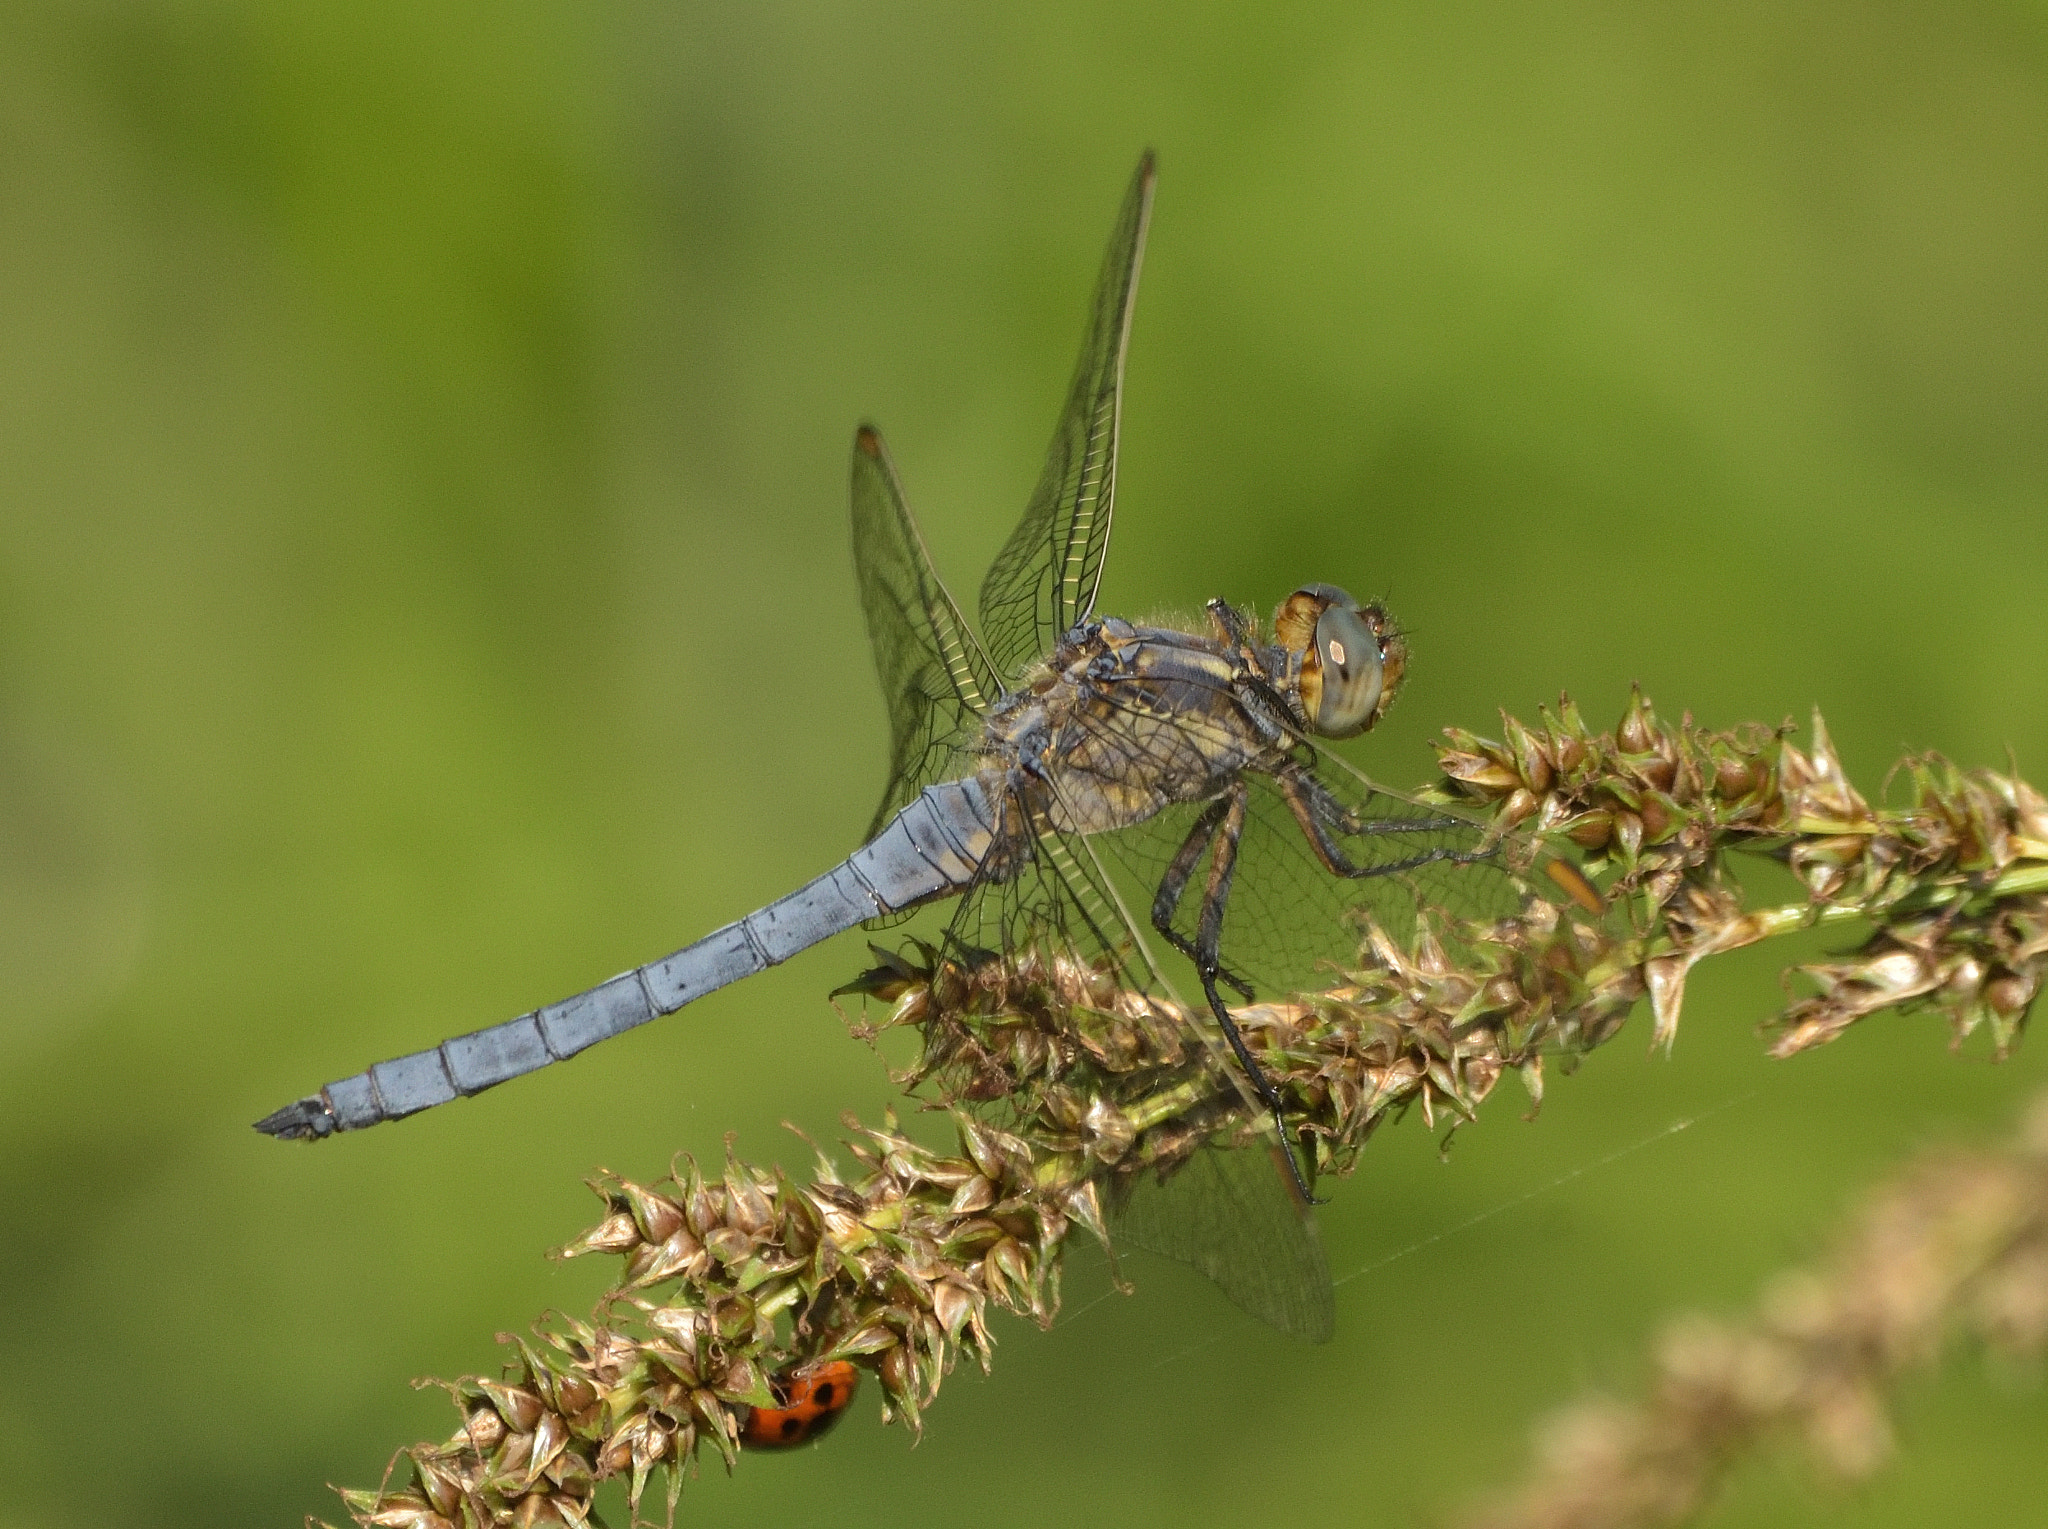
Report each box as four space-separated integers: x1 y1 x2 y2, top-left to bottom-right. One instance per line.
1273 584 1406 739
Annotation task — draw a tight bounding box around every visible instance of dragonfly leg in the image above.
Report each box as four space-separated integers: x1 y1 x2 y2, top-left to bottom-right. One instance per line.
1275 765 1496 880
1150 795 1256 1002
1204 597 1256 647
1189 781 1322 1206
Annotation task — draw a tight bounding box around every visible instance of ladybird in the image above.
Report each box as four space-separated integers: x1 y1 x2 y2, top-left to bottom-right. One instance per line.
740 1360 860 1449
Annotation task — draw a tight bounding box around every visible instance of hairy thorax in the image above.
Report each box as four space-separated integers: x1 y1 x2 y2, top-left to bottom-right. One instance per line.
978 616 1282 836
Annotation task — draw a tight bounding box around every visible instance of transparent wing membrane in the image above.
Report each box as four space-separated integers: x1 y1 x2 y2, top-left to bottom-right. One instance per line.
1108 751 1529 1010
977 154 1154 684
850 425 1000 841
1107 1142 1335 1344
928 774 1339 1342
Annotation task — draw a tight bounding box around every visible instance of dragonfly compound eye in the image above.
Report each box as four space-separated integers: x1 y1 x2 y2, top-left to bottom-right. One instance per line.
1309 600 1386 737
1274 583 1397 739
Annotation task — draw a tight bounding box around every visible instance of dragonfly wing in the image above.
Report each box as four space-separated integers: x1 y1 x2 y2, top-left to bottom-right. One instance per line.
977 153 1155 686
1074 755 1582 1342
1284 739 1549 949
1108 745 1561 1012
937 782 1336 1341
943 788 1154 992
851 426 1002 843
1107 1142 1335 1344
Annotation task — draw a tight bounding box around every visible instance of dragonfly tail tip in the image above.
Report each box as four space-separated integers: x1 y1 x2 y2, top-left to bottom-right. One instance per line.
253 1096 339 1141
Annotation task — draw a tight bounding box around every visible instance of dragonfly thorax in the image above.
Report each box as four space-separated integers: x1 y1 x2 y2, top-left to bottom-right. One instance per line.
979 617 1281 838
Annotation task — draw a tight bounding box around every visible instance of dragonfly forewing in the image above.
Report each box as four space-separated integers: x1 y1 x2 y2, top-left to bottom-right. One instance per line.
1102 749 1535 1014
977 154 1153 685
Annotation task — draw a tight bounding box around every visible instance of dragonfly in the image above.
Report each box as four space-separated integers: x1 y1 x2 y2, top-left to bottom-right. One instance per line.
258 154 1534 1342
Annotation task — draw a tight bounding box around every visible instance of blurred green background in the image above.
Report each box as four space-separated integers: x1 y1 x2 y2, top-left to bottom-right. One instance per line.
4 3 2048 1525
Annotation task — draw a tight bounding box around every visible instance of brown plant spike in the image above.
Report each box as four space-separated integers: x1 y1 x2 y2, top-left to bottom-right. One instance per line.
1461 1090 2048 1529
328 693 2048 1527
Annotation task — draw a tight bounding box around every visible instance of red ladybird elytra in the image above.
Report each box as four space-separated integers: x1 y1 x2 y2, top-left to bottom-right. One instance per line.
740 1360 860 1449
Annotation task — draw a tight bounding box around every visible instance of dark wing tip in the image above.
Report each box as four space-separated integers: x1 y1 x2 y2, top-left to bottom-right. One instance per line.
1136 147 1157 182
853 424 885 459
253 1096 338 1141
